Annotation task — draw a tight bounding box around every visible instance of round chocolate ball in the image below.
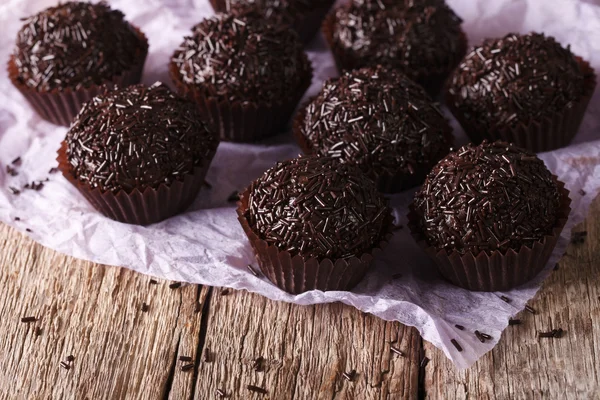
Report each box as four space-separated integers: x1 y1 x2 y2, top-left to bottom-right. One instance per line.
245 156 391 260
446 32 586 133
295 66 453 193
326 0 465 95
412 141 561 254
170 12 311 105
12 1 147 91
65 83 218 193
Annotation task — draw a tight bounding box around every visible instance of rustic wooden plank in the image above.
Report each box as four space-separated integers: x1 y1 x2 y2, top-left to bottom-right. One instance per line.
0 222 206 400
424 193 600 399
192 289 421 399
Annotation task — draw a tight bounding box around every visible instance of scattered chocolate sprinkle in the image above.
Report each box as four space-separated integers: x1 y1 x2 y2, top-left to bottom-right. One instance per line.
171 12 310 104
26 228 32 232
21 316 36 323
455 324 465 330
6 165 18 176
179 355 192 362
330 0 465 92
60 361 70 370
9 187 21 195
447 32 587 133
474 330 485 343
525 305 536 314
413 141 560 254
253 356 264 372
508 319 521 325
247 385 267 395
479 332 492 340
64 83 218 193
500 296 511 303
11 157 22 166
194 302 202 313
419 357 430 368
181 363 194 371
579 189 586 196
66 355 75 362
450 339 463 352
14 217 21 221
169 282 182 289
538 328 563 338
220 288 230 296
390 346 405 357
227 191 240 203
297 66 453 190
149 279 158 285
203 348 211 362
216 389 225 397
246 156 391 260
141 303 149 312
342 369 356 381
247 264 259 277
34 327 42 336
13 2 148 91
48 167 59 174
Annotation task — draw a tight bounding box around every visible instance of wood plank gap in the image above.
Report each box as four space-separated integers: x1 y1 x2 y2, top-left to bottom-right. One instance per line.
189 286 214 400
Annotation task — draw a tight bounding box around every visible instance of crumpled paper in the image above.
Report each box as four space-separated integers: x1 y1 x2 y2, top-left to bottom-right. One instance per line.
0 0 599 369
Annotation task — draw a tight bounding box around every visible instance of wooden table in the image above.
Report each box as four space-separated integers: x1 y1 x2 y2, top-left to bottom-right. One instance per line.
1 194 599 400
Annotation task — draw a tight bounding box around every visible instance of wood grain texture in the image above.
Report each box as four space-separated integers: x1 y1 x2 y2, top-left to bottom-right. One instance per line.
0 195 599 399
424 193 600 400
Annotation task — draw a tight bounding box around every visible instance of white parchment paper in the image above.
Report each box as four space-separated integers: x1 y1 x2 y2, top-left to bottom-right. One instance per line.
1 0 599 369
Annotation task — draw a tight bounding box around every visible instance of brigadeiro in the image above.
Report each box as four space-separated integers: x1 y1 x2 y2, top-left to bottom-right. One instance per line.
446 32 596 153
56 83 219 225
293 66 453 193
208 0 335 44
408 141 571 291
8 1 148 126
169 12 313 142
237 156 393 294
322 0 467 97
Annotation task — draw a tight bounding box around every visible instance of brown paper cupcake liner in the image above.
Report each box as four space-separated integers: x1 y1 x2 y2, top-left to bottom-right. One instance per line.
322 11 468 98
237 188 393 294
292 101 453 193
56 142 215 226
446 58 596 153
7 26 148 127
169 57 313 143
208 0 335 44
407 178 571 291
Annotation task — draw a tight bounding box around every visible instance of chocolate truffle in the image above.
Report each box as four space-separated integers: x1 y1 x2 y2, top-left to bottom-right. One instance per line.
170 13 312 141
412 141 561 255
59 83 219 224
12 1 147 92
446 32 595 152
208 0 335 43
294 66 453 193
323 0 466 96
245 156 391 260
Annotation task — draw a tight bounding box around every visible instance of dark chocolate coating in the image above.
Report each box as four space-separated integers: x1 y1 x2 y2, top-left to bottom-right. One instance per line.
330 0 464 85
246 156 391 260
446 32 586 131
171 12 311 105
13 1 147 91
65 83 219 193
297 66 453 186
412 141 560 254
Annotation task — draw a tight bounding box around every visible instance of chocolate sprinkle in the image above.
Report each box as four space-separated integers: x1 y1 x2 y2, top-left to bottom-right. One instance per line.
246 156 391 260
539 328 563 338
413 141 560 254
171 12 310 104
525 305 536 314
298 66 452 186
420 357 430 368
579 189 586 196
13 2 147 91
474 330 485 343
450 339 463 352
479 332 492 340
390 346 405 357
21 316 37 323
149 279 158 285
178 356 191 363
66 355 75 362
181 363 194 371
35 327 43 336
220 288 230 296
12 157 22 166
342 369 356 381
169 282 182 289
508 319 521 326
447 32 586 132
203 348 211 362
253 356 264 371
247 385 267 394
330 0 464 87
455 324 465 330
49 167 59 174
14 217 21 221
141 303 149 312
216 389 225 397
500 295 511 303
60 361 71 370
65 83 218 193
6 166 18 176
247 264 260 277
9 187 21 195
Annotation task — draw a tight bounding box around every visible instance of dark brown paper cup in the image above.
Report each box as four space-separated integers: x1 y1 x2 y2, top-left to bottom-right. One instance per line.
446 57 596 153
169 57 312 143
208 0 335 44
7 26 148 127
237 188 393 294
322 11 468 97
57 142 215 226
292 101 454 193
407 178 571 291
